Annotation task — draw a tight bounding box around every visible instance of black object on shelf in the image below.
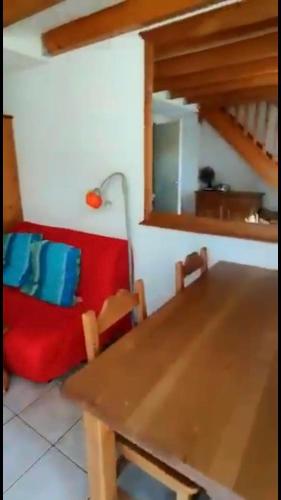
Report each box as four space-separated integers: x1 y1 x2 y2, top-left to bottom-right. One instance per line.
199 166 215 189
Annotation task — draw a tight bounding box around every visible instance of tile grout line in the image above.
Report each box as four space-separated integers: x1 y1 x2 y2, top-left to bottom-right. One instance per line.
3 375 86 495
3 379 56 415
16 414 55 444
4 371 81 418
3 447 51 494
4 379 81 442
4 403 81 448
3 429 87 495
3 407 16 426
15 411 82 447
53 445 87 473
53 416 82 445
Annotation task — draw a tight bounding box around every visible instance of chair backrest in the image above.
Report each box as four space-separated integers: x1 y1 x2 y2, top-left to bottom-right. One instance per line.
83 279 147 361
175 247 208 294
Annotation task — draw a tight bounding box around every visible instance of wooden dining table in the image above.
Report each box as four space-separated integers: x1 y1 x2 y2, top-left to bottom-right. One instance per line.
63 262 277 500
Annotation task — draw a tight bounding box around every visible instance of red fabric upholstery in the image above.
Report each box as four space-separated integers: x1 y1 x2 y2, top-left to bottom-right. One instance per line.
4 221 130 382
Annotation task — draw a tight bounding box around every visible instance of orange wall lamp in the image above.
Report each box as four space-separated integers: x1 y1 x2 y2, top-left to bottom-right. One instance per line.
86 172 134 291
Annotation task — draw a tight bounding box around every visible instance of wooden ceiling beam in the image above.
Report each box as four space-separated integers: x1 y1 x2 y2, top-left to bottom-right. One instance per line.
172 73 278 99
153 23 277 61
154 57 278 92
179 86 278 107
42 0 226 55
155 32 278 79
154 21 277 60
142 0 278 60
3 0 63 27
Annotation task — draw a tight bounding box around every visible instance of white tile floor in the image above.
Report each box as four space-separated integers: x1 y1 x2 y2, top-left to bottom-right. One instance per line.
3 374 176 500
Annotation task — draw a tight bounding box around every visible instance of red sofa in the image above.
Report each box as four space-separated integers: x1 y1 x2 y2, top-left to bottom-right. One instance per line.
4 221 130 382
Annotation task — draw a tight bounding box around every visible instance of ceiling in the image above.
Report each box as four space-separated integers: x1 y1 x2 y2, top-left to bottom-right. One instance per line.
143 0 278 109
3 47 47 72
3 0 125 72
4 0 237 59
3 0 125 32
3 0 236 74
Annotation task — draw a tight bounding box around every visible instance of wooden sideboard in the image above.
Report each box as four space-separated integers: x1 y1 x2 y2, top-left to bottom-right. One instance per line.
195 190 264 221
3 115 23 231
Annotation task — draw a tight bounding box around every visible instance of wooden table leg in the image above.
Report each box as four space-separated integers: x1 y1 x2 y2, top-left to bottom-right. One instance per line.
83 410 118 500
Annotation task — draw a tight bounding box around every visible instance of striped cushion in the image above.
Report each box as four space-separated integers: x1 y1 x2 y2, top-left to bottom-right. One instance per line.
20 240 43 297
3 233 15 266
21 240 81 307
3 233 43 287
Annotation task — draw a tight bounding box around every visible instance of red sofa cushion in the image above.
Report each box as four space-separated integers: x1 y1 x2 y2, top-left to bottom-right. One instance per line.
4 221 130 382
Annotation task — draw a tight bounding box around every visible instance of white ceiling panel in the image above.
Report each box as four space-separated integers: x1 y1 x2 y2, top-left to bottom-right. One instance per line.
4 0 125 35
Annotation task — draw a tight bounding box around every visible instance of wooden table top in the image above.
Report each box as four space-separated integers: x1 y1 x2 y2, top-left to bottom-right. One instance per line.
63 262 277 500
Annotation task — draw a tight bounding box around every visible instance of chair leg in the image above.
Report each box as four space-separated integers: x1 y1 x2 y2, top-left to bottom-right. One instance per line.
175 261 184 294
3 370 9 392
117 455 128 477
176 492 194 500
82 311 100 362
83 410 117 500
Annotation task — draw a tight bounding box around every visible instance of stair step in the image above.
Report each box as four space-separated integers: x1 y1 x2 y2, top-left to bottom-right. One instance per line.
170 97 186 105
153 91 171 101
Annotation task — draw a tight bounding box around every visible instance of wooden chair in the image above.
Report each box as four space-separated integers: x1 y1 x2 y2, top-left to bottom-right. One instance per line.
175 247 208 294
82 279 147 362
82 280 199 500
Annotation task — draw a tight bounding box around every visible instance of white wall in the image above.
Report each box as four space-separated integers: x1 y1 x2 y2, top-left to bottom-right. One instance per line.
3 33 278 313
180 113 200 213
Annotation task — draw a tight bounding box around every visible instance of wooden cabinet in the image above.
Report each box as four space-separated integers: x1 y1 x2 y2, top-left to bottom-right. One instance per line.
3 115 23 231
195 190 264 221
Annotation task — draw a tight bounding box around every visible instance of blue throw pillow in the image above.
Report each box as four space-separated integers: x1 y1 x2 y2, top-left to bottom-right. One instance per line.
20 240 43 296
3 233 15 266
21 240 81 307
3 233 43 287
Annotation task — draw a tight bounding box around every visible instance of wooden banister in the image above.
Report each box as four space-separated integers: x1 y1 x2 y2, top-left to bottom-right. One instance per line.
202 107 278 188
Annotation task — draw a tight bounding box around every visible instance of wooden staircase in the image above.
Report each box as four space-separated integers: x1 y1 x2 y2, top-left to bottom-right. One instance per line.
202 102 278 188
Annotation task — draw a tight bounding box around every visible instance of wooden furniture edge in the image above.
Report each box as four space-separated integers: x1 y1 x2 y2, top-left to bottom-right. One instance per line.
3 115 23 232
144 40 154 219
140 212 278 242
117 436 199 497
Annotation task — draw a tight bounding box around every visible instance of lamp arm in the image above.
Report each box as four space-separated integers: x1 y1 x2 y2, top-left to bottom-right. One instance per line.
100 173 134 292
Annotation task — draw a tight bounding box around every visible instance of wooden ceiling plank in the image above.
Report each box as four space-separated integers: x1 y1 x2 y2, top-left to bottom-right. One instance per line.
173 73 278 99
154 57 278 92
142 0 278 59
155 32 278 80
154 22 277 61
3 0 63 27
42 0 226 55
180 86 278 107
